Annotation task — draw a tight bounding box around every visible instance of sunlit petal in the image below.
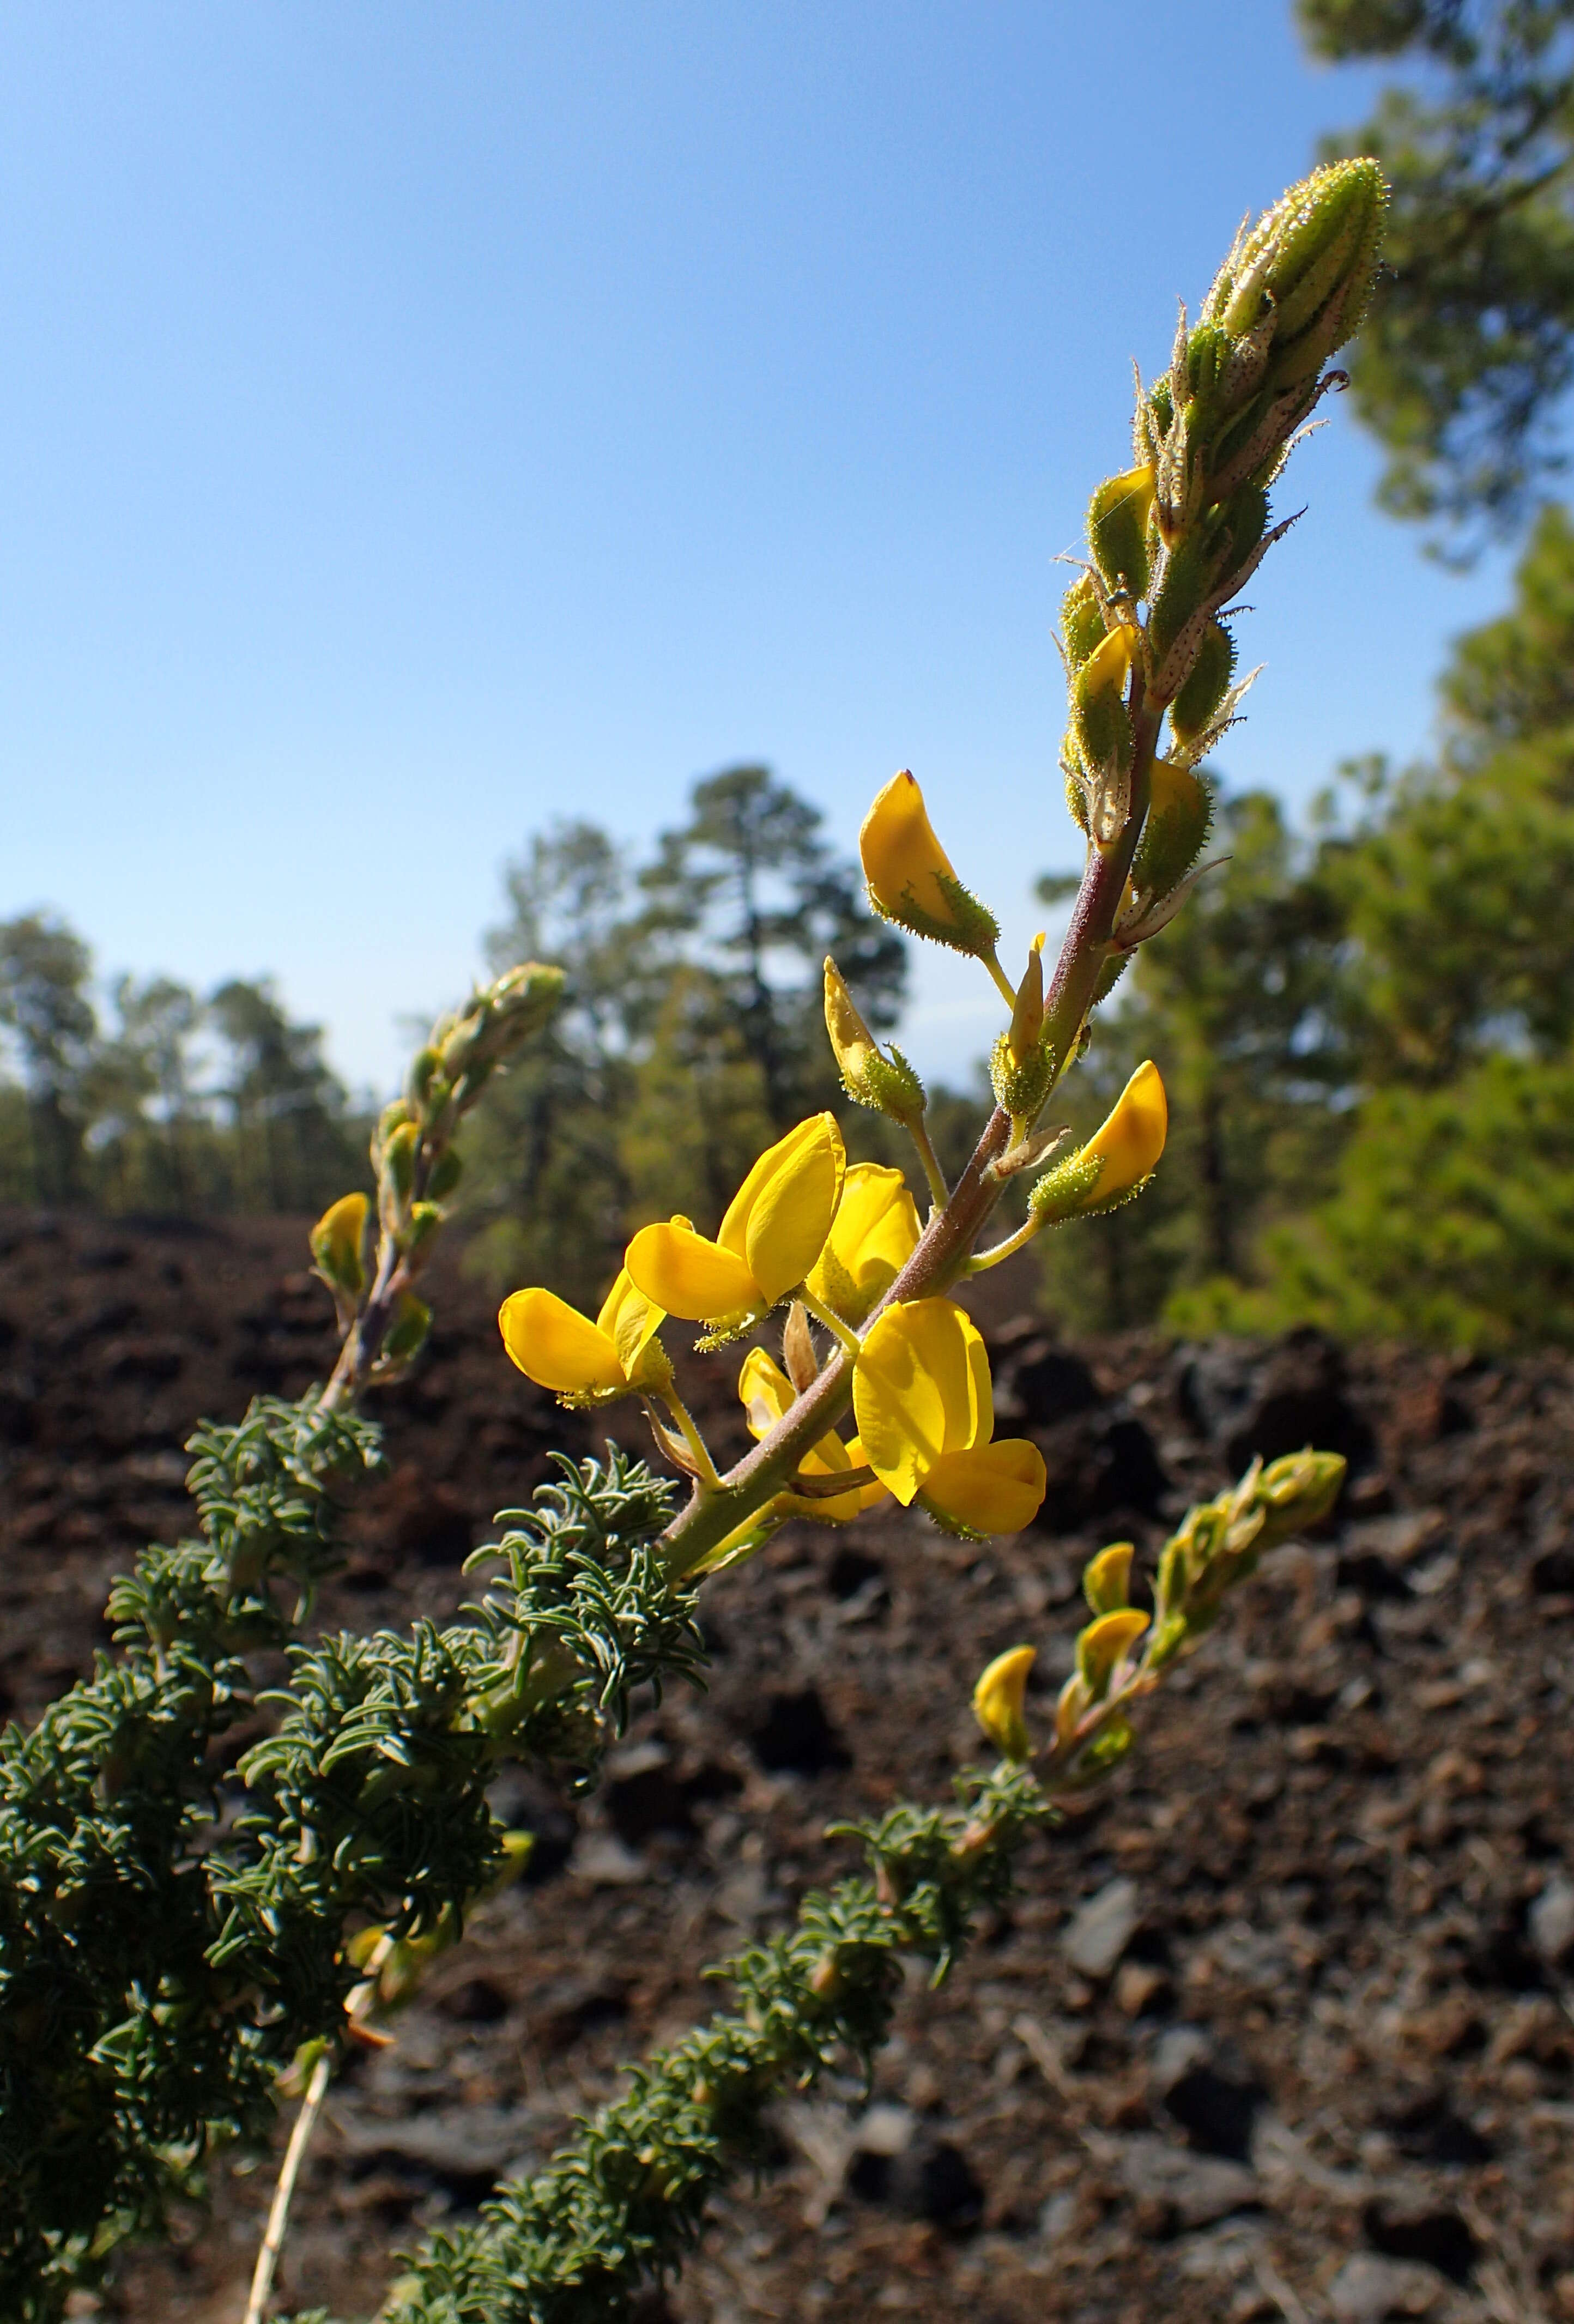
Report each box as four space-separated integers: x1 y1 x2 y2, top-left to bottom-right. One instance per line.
808 1162 921 1324
626 1218 758 1321
740 1114 845 1305
595 1268 667 1381
920 1440 1046 1535
498 1287 626 1395
1082 1060 1167 1200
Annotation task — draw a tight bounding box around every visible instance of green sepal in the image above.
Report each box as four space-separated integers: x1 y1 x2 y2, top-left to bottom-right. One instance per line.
1130 766 1213 906
989 1031 1055 1122
403 1202 442 1257
868 868 1001 961
843 1040 927 1130
1087 469 1154 601
1147 530 1216 671
1061 574 1109 669
425 1148 463 1202
1169 621 1236 748
382 1292 432 1365
1028 1145 1104 1225
1089 951 1129 1006
1072 661 1134 791
383 1122 419 1203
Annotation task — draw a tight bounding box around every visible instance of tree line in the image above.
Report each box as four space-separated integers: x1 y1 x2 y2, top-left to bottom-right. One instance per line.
0 930 370 1217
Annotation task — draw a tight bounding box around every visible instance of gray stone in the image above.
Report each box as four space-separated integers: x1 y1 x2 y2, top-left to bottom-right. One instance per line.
1120 2135 1258 2229
1062 1876 1141 1978
1530 1870 1574 1964
1329 2255 1440 2323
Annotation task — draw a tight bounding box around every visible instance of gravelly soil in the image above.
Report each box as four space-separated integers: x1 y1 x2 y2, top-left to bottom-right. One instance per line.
2 1211 1572 2324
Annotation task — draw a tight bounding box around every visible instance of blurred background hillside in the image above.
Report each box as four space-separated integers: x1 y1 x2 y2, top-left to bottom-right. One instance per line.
10 1 1574 1351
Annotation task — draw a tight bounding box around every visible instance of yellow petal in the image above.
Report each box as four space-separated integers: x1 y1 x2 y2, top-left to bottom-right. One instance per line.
859 771 965 930
852 1297 989 1503
1076 1607 1151 1690
498 1287 626 1395
807 1162 922 1324
310 1190 370 1294
844 1434 893 1512
921 1440 1046 1536
625 1218 759 1321
717 1113 845 1308
1082 1060 1167 1202
973 1644 1036 1761
738 1346 795 1439
595 1268 667 1384
1080 622 1133 703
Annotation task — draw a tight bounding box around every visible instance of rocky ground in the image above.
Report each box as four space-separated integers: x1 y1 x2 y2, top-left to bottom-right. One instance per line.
2 1209 1572 2324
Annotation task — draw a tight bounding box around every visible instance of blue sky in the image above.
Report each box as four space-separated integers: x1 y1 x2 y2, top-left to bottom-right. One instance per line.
1 3 1518 1094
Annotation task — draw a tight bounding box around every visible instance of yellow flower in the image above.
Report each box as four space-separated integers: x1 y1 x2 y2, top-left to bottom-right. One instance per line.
626 1115 845 1324
923 1438 1047 1536
806 1163 922 1327
852 1297 1045 1534
1081 1059 1167 1199
1031 1060 1169 1224
859 773 1000 956
737 1346 873 1522
498 1269 667 1399
973 1644 1036 1762
310 1190 370 1297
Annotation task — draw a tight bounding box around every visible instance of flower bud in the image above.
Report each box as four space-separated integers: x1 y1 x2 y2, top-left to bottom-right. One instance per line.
1075 1607 1150 1694
1030 1061 1167 1224
405 1045 443 1117
860 772 1001 959
310 1191 369 1300
425 1148 463 1203
973 1645 1036 1763
382 1292 431 1366
1071 627 1136 845
1082 1541 1133 1615
1169 620 1236 749
382 1121 419 1205
823 958 927 1129
1088 464 1155 601
1061 573 1110 669
1127 759 1212 911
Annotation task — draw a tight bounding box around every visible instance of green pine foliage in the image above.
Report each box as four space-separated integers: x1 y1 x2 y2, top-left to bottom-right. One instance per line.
1300 0 1574 546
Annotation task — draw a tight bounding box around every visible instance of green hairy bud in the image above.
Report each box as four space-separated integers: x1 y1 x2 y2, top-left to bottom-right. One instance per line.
1061 572 1110 668
1169 619 1236 747
1087 465 1155 601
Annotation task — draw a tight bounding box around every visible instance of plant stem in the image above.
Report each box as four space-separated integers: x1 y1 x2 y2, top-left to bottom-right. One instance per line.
658 1386 723 1491
966 1212 1043 1273
909 1115 949 1209
243 2048 331 2324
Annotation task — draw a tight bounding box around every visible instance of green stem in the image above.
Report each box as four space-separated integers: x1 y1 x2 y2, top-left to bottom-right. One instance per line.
909 1113 950 1209
800 1290 862 1358
984 950 1018 1007
966 1212 1043 1273
658 1386 723 1492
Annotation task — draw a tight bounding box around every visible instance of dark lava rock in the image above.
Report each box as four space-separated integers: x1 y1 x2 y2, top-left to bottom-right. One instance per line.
825 1544 885 1601
994 1338 1101 1428
745 1687 851 1777
1365 2200 1478 2284
1036 1408 1169 1529
437 1976 510 2025
386 1467 476 1568
1177 1327 1377 1479
846 2135 985 2234
1162 2063 1266 2162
